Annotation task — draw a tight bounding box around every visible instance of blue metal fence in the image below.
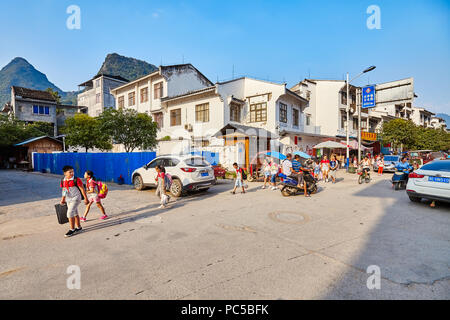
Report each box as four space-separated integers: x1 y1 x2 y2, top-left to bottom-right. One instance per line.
33 152 156 185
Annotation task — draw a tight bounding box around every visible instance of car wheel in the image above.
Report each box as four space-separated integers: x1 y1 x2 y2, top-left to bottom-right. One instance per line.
408 195 421 202
170 178 183 197
133 175 144 191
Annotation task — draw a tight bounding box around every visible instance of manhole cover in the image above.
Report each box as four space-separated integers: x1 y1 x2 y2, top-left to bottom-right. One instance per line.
268 211 310 225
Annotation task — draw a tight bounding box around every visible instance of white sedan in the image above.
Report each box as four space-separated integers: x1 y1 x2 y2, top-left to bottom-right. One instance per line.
406 160 450 203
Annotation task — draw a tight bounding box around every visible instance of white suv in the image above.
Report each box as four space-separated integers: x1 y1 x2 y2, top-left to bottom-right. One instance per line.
132 155 215 197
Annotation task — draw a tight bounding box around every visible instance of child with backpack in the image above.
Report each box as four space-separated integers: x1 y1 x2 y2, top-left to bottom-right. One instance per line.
60 165 89 238
80 170 108 221
155 165 170 208
231 162 246 194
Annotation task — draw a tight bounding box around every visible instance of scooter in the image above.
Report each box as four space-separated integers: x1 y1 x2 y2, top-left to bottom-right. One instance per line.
392 169 412 190
279 169 318 197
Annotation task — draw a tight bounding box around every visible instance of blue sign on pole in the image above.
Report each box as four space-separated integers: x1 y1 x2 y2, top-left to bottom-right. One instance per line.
362 85 376 108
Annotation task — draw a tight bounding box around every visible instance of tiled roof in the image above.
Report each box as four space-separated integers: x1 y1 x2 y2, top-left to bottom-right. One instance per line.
12 86 57 102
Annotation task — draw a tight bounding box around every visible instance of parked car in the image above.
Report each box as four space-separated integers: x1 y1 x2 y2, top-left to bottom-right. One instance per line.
406 160 450 203
212 165 226 179
132 155 215 197
373 155 401 172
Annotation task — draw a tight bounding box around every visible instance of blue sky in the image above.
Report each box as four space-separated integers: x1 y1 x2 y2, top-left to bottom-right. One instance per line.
0 0 449 113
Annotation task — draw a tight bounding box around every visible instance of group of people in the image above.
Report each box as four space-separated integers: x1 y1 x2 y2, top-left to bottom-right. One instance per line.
59 166 108 238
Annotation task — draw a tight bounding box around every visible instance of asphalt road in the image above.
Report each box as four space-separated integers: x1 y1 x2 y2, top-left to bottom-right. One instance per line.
0 169 449 299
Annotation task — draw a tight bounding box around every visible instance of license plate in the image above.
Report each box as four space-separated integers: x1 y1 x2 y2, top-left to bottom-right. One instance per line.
201 172 209 177
428 176 449 183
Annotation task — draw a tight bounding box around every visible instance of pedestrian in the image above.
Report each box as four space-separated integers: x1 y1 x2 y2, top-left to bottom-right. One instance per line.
231 163 246 194
353 156 358 168
329 155 338 184
313 159 321 180
60 165 89 238
80 170 108 222
377 155 384 176
261 158 271 189
320 155 330 182
269 158 279 190
155 165 169 208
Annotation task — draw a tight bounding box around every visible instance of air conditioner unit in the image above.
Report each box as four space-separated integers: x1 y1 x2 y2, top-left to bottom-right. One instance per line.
184 124 193 132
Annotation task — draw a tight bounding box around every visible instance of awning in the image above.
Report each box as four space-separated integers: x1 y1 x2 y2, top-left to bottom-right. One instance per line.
214 123 278 139
313 141 347 149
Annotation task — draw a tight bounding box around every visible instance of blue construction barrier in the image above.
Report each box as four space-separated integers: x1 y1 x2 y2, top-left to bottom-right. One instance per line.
190 151 219 165
33 152 156 185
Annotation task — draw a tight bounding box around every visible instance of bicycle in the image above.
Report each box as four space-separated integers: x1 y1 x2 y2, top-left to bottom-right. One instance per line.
357 167 371 184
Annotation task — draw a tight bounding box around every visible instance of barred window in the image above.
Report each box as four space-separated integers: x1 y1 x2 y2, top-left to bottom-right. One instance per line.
279 103 287 123
250 103 267 122
140 87 148 103
230 103 241 122
195 103 210 122
154 112 163 128
154 82 163 99
293 108 299 126
128 92 135 106
118 96 124 109
170 109 181 126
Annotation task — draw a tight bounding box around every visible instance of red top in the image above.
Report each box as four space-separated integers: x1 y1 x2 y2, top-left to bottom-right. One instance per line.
60 177 83 191
320 160 330 164
87 178 98 192
157 172 165 181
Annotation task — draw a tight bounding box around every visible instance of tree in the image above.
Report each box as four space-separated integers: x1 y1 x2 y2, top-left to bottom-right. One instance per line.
98 108 158 153
380 119 418 151
62 113 112 152
0 115 51 147
45 88 61 104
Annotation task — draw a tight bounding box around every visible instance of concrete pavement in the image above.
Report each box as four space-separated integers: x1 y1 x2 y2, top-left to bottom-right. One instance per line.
0 169 449 299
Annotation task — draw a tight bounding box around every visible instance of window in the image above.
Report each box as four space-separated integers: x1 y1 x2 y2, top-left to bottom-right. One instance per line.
353 118 358 130
96 93 101 104
39 106 44 114
128 92 135 106
250 103 267 122
170 109 181 126
154 82 163 99
118 96 124 108
341 115 347 128
195 103 209 122
44 106 49 115
33 105 39 114
154 112 163 128
140 87 148 103
230 103 241 122
279 103 287 123
341 92 347 105
306 114 311 126
293 109 299 126
96 79 100 87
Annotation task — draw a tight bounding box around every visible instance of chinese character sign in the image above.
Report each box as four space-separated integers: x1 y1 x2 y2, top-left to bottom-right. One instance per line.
362 86 376 108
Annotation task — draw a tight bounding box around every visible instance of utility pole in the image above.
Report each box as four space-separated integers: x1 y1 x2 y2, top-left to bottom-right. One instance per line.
346 73 350 169
357 87 362 163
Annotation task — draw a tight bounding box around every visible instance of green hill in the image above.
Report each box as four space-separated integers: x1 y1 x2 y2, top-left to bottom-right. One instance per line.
97 53 158 81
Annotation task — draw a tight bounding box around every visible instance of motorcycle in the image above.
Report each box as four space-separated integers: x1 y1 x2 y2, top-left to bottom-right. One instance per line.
279 169 318 197
392 169 412 190
357 167 371 184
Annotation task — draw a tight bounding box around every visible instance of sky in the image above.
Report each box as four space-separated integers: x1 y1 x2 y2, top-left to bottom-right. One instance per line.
0 0 449 113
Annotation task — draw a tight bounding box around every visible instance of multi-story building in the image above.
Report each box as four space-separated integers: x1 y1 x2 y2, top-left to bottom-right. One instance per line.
1 86 82 136
411 107 434 128
77 74 129 117
430 116 447 130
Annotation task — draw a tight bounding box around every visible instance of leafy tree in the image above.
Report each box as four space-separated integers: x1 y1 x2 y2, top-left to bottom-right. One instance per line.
98 108 158 153
62 114 112 152
380 119 418 151
45 88 61 104
0 115 50 146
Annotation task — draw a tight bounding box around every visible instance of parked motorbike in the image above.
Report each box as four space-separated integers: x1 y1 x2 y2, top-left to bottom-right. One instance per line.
279 169 318 197
392 169 412 190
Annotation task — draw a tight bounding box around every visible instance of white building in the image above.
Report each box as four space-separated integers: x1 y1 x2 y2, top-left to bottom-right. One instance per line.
77 74 129 117
430 116 447 130
411 107 435 128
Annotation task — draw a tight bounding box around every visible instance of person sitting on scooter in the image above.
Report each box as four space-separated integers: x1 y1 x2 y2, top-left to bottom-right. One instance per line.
396 156 413 177
282 153 301 188
299 158 314 197
361 156 371 175
293 154 309 196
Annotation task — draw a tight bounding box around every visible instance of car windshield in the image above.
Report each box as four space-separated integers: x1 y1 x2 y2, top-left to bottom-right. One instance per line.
384 156 399 162
420 161 450 172
185 157 210 167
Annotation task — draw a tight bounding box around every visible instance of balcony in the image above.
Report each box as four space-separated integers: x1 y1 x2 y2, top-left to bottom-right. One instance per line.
299 125 321 135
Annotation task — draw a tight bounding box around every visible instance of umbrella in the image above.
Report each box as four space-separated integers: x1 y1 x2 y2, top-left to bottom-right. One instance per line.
293 151 311 159
313 141 347 149
266 151 286 160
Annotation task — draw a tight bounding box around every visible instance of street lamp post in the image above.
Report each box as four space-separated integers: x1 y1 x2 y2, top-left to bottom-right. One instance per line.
345 66 376 168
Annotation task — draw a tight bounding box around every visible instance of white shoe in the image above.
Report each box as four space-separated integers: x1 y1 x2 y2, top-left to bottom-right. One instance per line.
261 186 266 189
158 205 166 209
